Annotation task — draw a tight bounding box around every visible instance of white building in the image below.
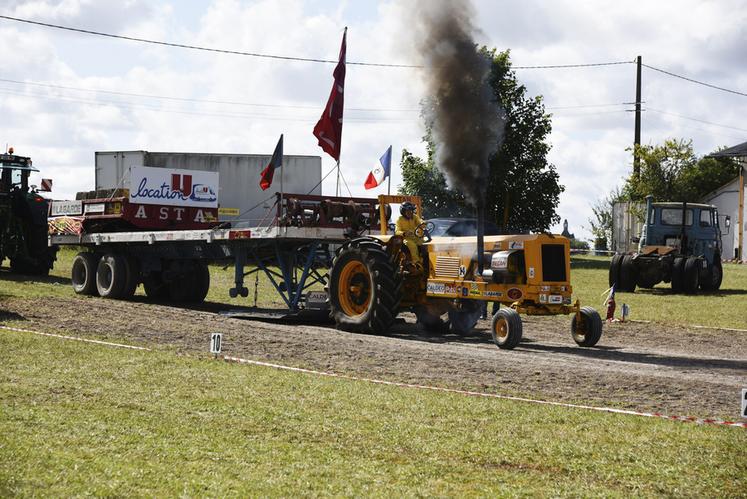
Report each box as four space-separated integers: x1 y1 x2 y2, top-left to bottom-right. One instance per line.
702 141 747 261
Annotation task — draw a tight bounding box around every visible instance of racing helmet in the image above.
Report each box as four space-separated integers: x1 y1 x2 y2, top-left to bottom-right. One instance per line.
400 201 416 216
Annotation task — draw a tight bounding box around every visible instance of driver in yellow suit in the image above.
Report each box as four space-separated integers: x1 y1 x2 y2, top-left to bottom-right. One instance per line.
395 201 424 268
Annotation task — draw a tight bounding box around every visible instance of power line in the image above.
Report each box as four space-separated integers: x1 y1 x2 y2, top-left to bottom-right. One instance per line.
642 63 747 98
1 15 635 71
514 61 633 69
0 77 419 112
0 87 419 123
1 76 631 113
646 107 747 133
0 14 416 68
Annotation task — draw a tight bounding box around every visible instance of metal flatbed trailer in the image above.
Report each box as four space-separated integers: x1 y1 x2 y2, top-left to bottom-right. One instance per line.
50 224 360 309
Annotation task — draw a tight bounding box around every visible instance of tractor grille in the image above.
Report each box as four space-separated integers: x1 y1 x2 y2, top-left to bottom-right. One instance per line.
435 256 461 278
541 244 567 282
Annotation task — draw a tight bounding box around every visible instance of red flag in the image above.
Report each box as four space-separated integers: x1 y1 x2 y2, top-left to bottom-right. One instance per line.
259 134 283 191
313 28 346 162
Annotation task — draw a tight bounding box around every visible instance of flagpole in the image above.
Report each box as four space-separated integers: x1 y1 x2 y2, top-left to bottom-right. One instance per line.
387 167 391 195
335 160 340 197
279 134 284 221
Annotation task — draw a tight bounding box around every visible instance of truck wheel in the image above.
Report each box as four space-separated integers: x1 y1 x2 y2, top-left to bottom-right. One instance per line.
700 258 723 292
491 308 522 349
448 302 482 336
671 257 685 292
683 257 700 294
571 306 602 347
618 255 637 292
96 253 128 299
608 253 623 287
328 238 402 334
189 261 211 303
71 252 99 296
143 272 169 301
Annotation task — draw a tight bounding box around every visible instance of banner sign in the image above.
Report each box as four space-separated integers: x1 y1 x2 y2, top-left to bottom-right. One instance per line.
129 166 219 208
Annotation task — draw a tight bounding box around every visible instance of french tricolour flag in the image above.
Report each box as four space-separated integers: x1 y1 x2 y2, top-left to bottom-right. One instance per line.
364 145 392 190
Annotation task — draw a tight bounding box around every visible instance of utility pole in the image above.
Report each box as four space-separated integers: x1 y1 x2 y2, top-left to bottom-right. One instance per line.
633 55 642 178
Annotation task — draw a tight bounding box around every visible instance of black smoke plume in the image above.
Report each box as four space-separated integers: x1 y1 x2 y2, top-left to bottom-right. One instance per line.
410 0 506 207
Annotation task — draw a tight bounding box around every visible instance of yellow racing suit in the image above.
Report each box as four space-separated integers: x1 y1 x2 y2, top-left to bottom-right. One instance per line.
395 214 424 265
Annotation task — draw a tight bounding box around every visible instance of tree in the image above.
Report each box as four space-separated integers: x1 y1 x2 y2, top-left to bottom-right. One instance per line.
400 49 563 232
587 187 623 251
623 139 740 202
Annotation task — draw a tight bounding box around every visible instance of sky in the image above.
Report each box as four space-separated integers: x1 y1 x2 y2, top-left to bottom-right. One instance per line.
1 0 746 240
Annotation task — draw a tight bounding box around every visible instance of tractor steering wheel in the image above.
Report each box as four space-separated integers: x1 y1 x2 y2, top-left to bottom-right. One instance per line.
414 221 435 243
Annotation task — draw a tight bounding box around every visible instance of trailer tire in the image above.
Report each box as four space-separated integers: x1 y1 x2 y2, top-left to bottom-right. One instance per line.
143 272 169 301
571 306 603 347
328 238 402 334
71 252 99 296
608 253 623 288
618 255 637 292
491 308 523 349
189 261 211 303
121 255 140 299
683 256 700 294
700 257 723 292
96 253 128 299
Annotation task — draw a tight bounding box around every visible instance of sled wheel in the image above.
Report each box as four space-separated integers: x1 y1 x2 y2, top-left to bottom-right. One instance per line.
189 261 211 303
71 252 99 296
121 255 141 300
96 253 128 299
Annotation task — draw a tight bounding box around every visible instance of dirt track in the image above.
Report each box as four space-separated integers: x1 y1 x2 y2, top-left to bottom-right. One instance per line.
1 294 746 420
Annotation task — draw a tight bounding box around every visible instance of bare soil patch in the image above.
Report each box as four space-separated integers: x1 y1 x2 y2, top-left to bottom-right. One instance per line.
2 295 745 420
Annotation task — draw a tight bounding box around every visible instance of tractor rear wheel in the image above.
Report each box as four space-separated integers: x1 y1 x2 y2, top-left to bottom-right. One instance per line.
491 308 523 350
71 252 99 296
571 306 603 347
328 238 402 334
608 253 623 288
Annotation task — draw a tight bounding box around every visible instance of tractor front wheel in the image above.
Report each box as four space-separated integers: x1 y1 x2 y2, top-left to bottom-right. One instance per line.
491 308 523 350
328 238 402 334
571 306 603 347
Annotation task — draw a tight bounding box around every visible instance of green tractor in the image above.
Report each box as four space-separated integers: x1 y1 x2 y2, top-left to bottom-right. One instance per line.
0 150 57 275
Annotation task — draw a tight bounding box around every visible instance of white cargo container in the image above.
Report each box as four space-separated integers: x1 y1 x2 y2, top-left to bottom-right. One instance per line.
95 151 322 225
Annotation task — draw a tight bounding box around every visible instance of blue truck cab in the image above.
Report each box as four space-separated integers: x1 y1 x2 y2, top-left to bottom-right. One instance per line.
610 195 724 293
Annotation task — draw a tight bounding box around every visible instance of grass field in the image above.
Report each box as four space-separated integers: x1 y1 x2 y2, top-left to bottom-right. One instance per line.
1 331 745 496
2 248 746 495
